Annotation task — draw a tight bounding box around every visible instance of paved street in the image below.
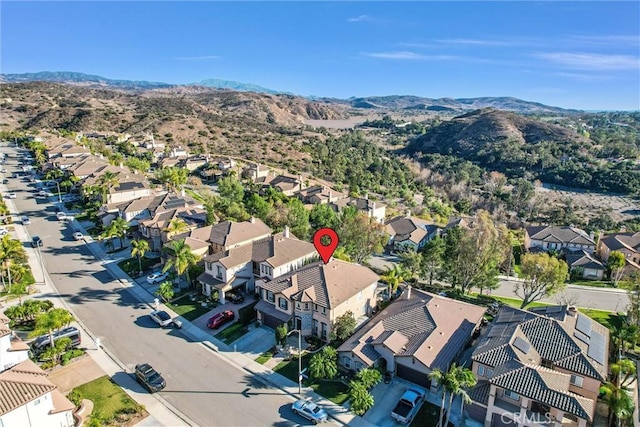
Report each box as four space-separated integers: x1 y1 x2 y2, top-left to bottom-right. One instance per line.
1 143 331 427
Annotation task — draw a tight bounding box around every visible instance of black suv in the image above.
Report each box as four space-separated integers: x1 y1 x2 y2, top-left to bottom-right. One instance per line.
135 363 166 393
31 236 43 248
228 291 245 304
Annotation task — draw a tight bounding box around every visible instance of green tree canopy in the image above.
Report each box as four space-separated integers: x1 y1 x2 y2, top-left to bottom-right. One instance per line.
515 252 569 308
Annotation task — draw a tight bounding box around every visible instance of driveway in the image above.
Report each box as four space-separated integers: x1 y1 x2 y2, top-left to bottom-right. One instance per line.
233 325 276 357
361 379 410 427
368 254 400 272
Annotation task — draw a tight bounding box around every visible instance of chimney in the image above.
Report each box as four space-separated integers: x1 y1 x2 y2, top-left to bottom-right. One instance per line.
406 285 412 300
119 162 123 169
181 188 185 197
365 193 369 200
328 191 332 203
250 216 255 224
567 306 578 317
283 225 290 238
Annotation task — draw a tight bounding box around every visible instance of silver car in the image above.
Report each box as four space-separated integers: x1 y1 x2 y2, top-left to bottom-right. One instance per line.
292 399 328 424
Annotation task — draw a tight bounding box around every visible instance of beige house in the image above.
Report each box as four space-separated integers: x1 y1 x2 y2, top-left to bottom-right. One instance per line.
525 226 596 253
255 259 379 340
469 305 608 427
295 185 347 205
338 288 485 387
242 163 270 181
385 216 439 252
0 313 29 371
140 206 208 252
197 225 316 302
330 197 386 223
597 231 640 276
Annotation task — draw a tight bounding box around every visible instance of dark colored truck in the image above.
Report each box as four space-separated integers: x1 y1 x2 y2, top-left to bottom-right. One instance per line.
391 387 426 424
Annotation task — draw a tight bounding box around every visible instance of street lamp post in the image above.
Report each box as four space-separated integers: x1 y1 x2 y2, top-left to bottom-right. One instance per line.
36 243 45 284
287 329 303 397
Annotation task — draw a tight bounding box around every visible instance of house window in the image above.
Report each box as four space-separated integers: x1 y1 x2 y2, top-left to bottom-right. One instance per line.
304 303 309 310
206 262 212 271
313 319 318 336
477 366 485 377
504 390 519 401
216 265 222 279
322 307 326 315
321 322 327 339
279 298 288 310
296 302 301 309
541 359 553 369
486 369 494 378
570 374 583 387
33 398 41 405
266 291 275 303
343 357 351 369
314 304 318 311
355 362 363 371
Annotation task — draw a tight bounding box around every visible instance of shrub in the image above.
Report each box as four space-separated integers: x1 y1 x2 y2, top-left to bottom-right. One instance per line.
67 389 83 406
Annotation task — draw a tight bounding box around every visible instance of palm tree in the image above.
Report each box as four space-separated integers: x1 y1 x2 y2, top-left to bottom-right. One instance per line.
59 175 78 193
97 171 119 203
611 358 637 389
29 308 74 349
163 218 190 240
380 266 405 298
162 239 198 289
611 320 640 356
109 217 129 249
428 368 449 427
445 364 477 427
44 168 63 181
600 381 635 427
131 239 150 274
309 346 338 380
0 235 27 292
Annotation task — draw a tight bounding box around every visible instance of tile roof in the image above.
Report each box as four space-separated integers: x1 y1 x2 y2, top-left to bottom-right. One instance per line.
599 232 640 253
490 360 594 421
338 289 485 370
259 259 379 309
472 306 608 381
525 226 595 246
565 250 605 270
0 359 64 416
209 219 272 248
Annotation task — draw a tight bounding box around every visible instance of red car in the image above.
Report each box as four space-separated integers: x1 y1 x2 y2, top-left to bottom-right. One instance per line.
207 310 235 329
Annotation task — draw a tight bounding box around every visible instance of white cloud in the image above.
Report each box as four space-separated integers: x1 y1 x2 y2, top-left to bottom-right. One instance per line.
435 38 516 47
173 55 220 61
567 34 640 47
535 52 640 71
361 51 458 60
347 15 373 23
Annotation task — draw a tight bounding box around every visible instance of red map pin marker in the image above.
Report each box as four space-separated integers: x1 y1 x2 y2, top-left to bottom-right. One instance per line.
313 228 339 264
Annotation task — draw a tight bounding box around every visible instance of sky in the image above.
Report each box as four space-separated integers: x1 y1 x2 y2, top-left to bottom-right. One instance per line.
1 1 639 110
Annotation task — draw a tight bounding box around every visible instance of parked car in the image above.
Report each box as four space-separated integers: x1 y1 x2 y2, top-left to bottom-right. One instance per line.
30 326 81 355
291 399 328 424
73 231 84 240
5 193 16 199
149 310 173 327
135 363 166 393
391 387 426 424
0 168 7 173
146 271 169 284
31 236 43 247
21 216 30 225
38 190 48 197
0 227 8 236
56 212 67 220
207 310 235 329
227 291 244 304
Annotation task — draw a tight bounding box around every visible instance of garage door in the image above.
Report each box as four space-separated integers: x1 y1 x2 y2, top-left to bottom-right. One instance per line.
261 313 285 330
396 364 431 389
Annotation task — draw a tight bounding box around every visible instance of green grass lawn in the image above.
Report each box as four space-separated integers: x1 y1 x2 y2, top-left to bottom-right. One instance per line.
273 354 313 383
255 351 273 365
168 295 213 321
411 401 453 427
310 380 349 405
70 376 144 424
569 280 612 288
117 256 160 277
579 308 623 332
215 322 250 345
488 295 550 309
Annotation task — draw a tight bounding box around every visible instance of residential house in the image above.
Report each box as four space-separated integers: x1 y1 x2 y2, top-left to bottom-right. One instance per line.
330 197 386 223
525 226 596 253
0 359 76 427
295 185 347 205
564 250 606 280
197 224 316 302
259 174 304 197
107 192 201 227
184 156 209 172
385 216 439 252
255 259 380 340
140 204 208 252
0 313 29 371
468 305 608 427
108 179 152 204
597 231 640 276
242 163 270 181
337 288 485 388
67 156 110 180
169 146 188 158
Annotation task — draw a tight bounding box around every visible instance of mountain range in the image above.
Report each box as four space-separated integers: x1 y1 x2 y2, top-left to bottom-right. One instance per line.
0 71 577 114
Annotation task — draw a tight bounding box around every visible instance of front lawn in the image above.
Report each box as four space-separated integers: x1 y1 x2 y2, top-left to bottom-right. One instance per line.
168 295 213 321
117 257 160 277
70 376 146 425
569 280 612 288
310 380 349 405
411 401 453 427
488 295 550 309
215 322 250 345
255 350 273 365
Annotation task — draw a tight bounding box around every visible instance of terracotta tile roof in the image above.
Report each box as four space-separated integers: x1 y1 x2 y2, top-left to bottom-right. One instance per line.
0 360 56 416
0 312 9 324
49 388 76 414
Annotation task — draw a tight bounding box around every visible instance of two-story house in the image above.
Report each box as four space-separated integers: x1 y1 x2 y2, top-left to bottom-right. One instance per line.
385 215 439 252
597 231 640 277
468 305 608 427
525 226 596 253
255 259 379 340
242 163 270 181
338 288 485 388
140 205 208 252
0 313 29 371
295 185 348 205
330 197 386 223
197 225 316 303
0 359 75 427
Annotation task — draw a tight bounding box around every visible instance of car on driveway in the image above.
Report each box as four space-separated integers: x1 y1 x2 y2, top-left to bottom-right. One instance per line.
291 399 328 424
146 271 169 284
5 193 16 199
149 310 173 327
31 236 43 247
73 231 84 240
21 216 30 225
207 310 235 329
135 363 166 393
227 291 245 304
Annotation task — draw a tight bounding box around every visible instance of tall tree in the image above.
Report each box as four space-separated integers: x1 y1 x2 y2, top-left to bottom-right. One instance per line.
109 217 129 249
96 171 119 203
421 236 445 286
600 380 635 427
163 218 190 239
0 234 27 292
428 368 449 427
309 346 338 380
30 308 74 349
309 203 339 231
338 208 386 264
131 239 149 274
445 364 477 427
162 239 199 288
155 281 175 303
156 167 188 193
608 251 627 287
348 380 374 416
218 176 245 204
515 252 569 308
380 266 405 297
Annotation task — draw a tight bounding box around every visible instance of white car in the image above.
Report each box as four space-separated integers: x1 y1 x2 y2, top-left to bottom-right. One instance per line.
56 212 67 221
0 169 7 173
0 227 8 236
21 216 30 225
73 232 84 240
149 310 173 327
5 193 16 199
146 271 169 284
